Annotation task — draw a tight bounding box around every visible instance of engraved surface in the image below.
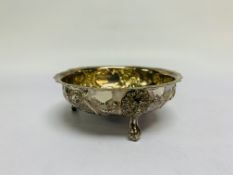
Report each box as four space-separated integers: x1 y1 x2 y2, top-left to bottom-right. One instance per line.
62 84 177 116
55 66 182 141
121 89 151 117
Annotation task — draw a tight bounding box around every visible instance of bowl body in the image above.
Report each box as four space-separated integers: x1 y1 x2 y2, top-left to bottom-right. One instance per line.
54 66 182 117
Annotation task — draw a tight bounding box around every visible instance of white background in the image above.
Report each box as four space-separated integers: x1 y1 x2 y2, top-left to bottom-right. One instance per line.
0 0 233 174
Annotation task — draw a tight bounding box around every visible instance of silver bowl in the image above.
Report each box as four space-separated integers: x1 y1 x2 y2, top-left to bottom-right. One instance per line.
54 66 182 141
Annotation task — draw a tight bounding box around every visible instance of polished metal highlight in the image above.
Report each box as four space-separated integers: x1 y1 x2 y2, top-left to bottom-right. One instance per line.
54 66 182 141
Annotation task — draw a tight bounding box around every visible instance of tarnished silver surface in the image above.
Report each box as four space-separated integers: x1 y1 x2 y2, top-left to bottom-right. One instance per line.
54 66 182 141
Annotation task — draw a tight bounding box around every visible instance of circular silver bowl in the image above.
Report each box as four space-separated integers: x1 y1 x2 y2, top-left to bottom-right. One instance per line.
54 66 182 141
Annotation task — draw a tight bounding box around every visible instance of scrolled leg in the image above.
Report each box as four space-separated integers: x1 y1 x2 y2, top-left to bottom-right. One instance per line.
128 116 141 141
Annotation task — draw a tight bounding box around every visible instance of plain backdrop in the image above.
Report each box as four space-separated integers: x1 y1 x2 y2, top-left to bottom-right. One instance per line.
0 0 233 175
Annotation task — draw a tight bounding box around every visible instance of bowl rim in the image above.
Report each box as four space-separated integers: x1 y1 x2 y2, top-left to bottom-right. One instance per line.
54 65 182 90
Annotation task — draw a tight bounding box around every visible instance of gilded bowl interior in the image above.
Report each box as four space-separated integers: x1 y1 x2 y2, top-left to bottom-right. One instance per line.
56 66 181 89
54 66 182 141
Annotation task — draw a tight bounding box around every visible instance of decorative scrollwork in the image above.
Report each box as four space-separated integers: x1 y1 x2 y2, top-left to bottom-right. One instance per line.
121 89 151 117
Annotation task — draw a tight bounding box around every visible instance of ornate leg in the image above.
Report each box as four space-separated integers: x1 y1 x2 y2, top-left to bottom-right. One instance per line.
128 116 141 141
71 105 77 112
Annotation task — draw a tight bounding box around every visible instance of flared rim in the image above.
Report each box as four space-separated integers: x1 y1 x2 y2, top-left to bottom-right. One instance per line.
54 65 182 90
